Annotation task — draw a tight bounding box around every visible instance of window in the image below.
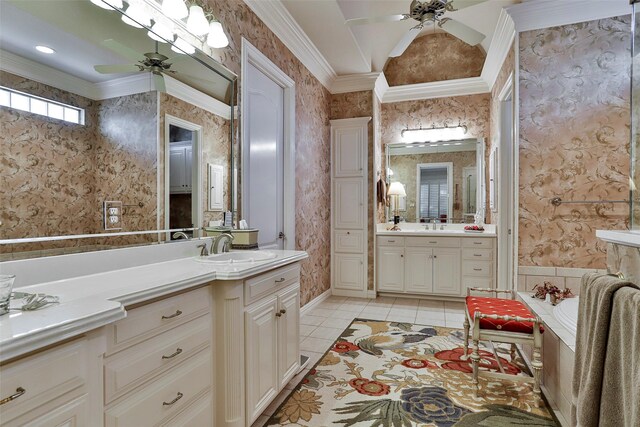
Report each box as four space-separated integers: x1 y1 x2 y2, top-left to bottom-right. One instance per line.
0 86 85 125
418 163 452 221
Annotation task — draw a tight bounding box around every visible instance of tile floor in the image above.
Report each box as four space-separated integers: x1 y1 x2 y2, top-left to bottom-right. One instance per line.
251 295 467 427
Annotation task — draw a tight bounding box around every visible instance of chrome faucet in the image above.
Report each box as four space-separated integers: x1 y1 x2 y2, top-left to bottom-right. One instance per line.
172 231 189 240
197 243 209 257
211 233 234 254
431 218 437 230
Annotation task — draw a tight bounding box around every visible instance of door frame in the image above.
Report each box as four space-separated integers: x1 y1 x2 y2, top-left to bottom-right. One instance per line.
164 114 203 237
415 162 454 221
241 38 296 250
497 72 516 290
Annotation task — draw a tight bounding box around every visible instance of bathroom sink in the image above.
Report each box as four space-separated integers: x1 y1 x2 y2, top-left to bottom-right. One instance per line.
196 251 277 265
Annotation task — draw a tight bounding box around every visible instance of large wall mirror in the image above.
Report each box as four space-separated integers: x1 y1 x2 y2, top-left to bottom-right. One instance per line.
0 0 237 260
386 138 485 224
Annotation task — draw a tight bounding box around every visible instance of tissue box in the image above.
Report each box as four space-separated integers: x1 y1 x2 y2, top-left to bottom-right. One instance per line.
203 228 259 249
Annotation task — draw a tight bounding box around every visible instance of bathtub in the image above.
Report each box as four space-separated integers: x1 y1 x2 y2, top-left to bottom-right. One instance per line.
553 297 579 336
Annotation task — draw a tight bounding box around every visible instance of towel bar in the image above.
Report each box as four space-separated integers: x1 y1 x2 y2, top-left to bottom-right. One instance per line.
550 197 628 206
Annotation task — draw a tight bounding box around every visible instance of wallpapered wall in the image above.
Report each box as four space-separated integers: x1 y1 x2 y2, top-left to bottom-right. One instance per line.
519 15 631 269
390 151 477 222
330 90 376 291
204 0 332 306
384 33 486 86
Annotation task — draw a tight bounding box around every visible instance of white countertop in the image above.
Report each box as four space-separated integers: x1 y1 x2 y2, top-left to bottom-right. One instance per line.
377 222 497 237
0 250 307 363
596 229 640 248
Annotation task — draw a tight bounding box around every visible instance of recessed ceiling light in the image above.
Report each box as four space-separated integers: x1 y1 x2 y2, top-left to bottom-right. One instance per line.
35 45 55 54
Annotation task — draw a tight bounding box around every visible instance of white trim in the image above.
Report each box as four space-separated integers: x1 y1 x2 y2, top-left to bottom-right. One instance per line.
596 230 640 248
164 115 204 237
0 227 197 245
513 35 521 287
374 73 389 101
243 0 336 89
241 38 296 251
415 162 454 221
382 77 489 103
299 289 331 315
507 0 632 33
481 9 516 91
331 72 382 94
163 76 232 119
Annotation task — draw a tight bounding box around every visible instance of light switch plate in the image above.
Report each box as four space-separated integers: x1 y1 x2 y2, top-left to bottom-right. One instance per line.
104 201 123 230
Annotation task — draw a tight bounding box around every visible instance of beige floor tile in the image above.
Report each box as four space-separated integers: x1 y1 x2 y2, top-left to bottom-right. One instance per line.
415 316 447 327
300 336 334 353
337 303 365 314
444 301 466 314
386 313 417 323
320 317 354 329
389 307 418 317
299 324 316 336
358 311 388 321
309 326 344 341
300 315 325 326
318 301 342 310
393 298 421 308
327 296 348 303
332 310 361 320
419 299 445 309
301 350 324 366
308 308 333 318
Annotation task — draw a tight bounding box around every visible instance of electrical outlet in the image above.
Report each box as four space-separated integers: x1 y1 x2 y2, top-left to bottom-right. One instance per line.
103 201 123 231
109 215 119 224
108 207 119 215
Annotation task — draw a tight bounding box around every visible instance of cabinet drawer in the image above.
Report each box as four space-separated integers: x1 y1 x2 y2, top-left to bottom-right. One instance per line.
462 261 493 277
0 339 88 425
245 263 300 305
462 238 494 249
104 315 211 403
377 236 405 246
406 237 460 248
462 248 493 261
334 230 364 253
105 350 211 427
107 287 210 354
462 276 495 291
160 391 212 427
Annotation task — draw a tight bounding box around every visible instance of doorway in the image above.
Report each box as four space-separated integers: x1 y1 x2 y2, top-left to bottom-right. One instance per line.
164 115 202 239
241 38 295 250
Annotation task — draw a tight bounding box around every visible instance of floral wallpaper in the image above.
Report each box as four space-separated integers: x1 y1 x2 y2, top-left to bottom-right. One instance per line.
390 151 477 222
384 33 485 86
518 16 631 269
330 90 375 291
204 0 332 306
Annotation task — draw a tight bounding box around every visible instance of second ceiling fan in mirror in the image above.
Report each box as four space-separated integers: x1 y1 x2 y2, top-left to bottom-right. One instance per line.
346 0 487 57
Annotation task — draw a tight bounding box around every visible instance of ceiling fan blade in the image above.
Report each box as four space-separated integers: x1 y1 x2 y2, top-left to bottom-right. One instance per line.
94 64 141 74
450 0 489 10
389 27 421 57
346 14 408 26
153 73 166 93
101 39 145 62
439 19 485 46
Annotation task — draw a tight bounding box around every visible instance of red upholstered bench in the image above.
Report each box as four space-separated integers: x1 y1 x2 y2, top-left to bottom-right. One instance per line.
463 288 544 405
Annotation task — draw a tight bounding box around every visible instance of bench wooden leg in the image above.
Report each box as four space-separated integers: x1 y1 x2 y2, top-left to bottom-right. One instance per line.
471 337 480 398
532 344 543 406
462 315 470 360
510 343 517 363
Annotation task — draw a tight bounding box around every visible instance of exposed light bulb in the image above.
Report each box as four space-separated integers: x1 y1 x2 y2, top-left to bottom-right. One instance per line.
186 5 209 36
162 0 188 20
90 0 123 9
35 45 55 54
148 19 174 43
122 2 151 28
171 37 196 54
206 21 229 48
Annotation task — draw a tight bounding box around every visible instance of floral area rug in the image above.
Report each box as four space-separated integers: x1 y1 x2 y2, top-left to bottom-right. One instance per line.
266 319 558 427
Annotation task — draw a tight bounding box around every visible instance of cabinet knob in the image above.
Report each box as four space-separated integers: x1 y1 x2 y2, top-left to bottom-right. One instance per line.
275 312 282 318
347 231 350 235
433 255 437 259
280 309 287 314
400 254 403 258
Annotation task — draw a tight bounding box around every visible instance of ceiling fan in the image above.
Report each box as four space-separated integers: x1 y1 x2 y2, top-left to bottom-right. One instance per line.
94 40 177 92
346 0 487 57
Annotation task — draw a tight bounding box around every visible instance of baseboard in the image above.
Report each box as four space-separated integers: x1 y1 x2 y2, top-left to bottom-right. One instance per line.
300 289 331 316
331 288 374 299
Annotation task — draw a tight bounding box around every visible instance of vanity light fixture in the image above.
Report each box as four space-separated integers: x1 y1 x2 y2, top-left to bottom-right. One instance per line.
148 18 175 42
172 36 196 54
207 21 229 48
122 1 151 28
35 45 55 54
90 0 123 10
186 5 209 36
162 0 189 20
401 124 468 143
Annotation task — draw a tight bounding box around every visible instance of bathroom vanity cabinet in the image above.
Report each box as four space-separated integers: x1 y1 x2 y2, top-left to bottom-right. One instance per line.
377 235 496 297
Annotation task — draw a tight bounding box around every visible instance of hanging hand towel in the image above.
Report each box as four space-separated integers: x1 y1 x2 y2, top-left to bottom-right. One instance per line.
376 178 387 206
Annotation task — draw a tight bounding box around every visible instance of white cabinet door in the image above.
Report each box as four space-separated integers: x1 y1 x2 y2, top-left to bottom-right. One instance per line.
334 254 365 291
333 127 364 177
432 249 461 296
377 247 405 292
277 286 300 389
334 179 364 229
169 148 186 193
184 145 193 191
245 296 279 423
208 164 224 211
404 248 433 294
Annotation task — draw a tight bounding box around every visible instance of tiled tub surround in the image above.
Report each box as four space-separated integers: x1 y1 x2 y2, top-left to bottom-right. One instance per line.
517 265 608 295
517 293 576 427
0 240 307 362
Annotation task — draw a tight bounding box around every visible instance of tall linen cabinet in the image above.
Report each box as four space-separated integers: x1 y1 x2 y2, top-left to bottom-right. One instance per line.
330 117 370 297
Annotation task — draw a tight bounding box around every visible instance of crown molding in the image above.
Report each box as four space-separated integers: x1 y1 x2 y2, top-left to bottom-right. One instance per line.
381 77 489 103
164 75 232 119
0 49 99 99
507 0 632 33
243 0 337 90
481 8 515 91
374 73 389 101
330 72 381 94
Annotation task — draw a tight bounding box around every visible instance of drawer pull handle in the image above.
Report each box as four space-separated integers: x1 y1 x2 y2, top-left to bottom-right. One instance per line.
429 241 437 244
163 392 184 406
474 242 483 245
162 348 183 360
162 310 182 320
388 240 396 243
474 254 483 257
473 268 483 271
275 312 282 318
0 387 25 405
280 309 287 314
275 278 286 283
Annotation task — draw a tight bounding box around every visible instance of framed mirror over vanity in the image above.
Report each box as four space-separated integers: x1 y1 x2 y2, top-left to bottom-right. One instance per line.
0 0 237 260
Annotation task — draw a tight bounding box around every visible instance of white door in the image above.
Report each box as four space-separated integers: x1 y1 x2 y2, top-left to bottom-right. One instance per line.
404 248 433 294
277 286 300 389
245 62 284 249
334 179 365 229
499 96 515 290
377 247 405 292
432 249 461 295
245 296 279 423
333 127 365 177
169 147 186 193
334 254 365 291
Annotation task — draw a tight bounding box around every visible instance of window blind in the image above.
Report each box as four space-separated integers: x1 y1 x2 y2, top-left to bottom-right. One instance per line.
419 167 448 220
